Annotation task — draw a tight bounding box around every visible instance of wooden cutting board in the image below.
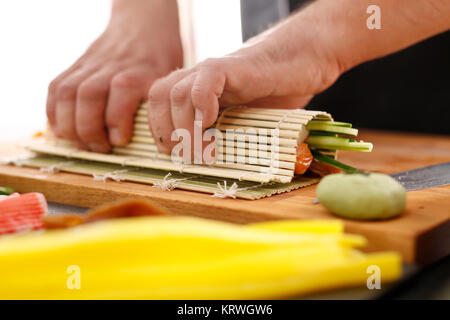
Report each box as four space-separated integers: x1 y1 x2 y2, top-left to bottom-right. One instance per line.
0 130 449 265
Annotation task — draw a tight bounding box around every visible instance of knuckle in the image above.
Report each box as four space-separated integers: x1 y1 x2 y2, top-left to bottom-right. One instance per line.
56 81 78 100
111 72 143 89
170 83 189 104
201 58 218 68
148 79 167 106
200 57 226 71
78 80 104 101
190 83 204 102
48 79 59 94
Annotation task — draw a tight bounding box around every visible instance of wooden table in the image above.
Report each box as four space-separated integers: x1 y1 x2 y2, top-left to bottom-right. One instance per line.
1 130 449 264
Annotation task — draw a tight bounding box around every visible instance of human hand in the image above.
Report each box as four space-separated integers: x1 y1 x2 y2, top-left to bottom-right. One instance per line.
148 0 450 157
147 14 342 155
47 0 183 153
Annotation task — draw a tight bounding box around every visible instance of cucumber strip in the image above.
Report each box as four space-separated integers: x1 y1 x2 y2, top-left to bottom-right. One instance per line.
0 186 15 195
308 131 338 137
307 122 358 136
308 120 352 128
307 135 348 146
311 150 358 172
306 136 373 152
348 141 373 152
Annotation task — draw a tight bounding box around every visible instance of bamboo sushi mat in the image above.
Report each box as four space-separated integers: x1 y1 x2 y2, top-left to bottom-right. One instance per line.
8 155 318 200
13 105 331 199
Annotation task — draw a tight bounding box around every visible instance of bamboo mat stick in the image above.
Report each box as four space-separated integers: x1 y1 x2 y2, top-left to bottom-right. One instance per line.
113 147 296 171
217 118 308 129
213 163 294 177
131 136 155 144
127 137 298 157
114 147 295 174
134 115 310 128
123 158 291 183
133 122 300 140
134 123 151 131
221 111 314 122
219 108 332 122
213 125 300 139
133 130 152 137
216 146 296 162
113 147 172 161
135 110 314 123
220 141 296 155
119 142 297 163
136 106 331 122
138 103 328 117
122 143 159 152
136 109 148 117
227 108 327 117
131 131 299 147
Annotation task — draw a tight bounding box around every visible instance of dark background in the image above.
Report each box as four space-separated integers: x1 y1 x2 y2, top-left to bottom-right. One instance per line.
309 31 450 135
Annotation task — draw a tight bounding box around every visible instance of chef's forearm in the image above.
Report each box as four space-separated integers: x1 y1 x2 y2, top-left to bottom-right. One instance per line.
248 0 450 74
110 0 179 27
319 0 450 71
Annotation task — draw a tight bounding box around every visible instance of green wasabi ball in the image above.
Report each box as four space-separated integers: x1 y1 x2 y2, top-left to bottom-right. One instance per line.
316 172 406 220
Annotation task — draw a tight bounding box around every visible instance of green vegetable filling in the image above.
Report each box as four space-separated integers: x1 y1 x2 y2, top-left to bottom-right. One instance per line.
0 186 15 195
311 150 358 173
306 119 373 173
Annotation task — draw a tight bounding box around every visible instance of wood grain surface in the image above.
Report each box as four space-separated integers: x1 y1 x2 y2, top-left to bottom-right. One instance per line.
0 130 449 265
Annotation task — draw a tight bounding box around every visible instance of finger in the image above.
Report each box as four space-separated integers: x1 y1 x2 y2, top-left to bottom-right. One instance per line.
211 56 277 106
55 69 92 142
75 68 119 153
106 66 157 146
191 67 225 128
170 72 197 132
47 64 83 135
148 69 193 154
170 73 199 161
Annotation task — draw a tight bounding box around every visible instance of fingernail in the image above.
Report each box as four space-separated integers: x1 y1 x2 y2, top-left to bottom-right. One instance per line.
195 108 204 122
109 128 126 146
89 143 110 153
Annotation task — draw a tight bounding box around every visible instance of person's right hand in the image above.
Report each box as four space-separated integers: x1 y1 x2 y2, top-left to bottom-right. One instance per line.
46 0 183 153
